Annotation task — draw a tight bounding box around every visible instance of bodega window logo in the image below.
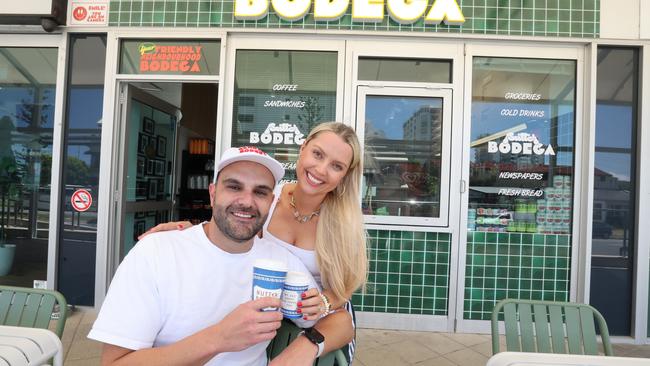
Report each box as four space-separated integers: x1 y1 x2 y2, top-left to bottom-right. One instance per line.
139 43 203 73
250 123 305 145
488 132 556 156
234 0 465 25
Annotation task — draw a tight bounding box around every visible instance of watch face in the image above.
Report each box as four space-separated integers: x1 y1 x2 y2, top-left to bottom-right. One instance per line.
305 327 325 344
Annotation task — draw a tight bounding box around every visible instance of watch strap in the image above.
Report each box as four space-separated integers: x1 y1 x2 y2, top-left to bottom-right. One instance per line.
299 330 325 358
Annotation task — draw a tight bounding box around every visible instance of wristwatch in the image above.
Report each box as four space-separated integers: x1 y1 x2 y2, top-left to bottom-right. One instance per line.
299 327 325 357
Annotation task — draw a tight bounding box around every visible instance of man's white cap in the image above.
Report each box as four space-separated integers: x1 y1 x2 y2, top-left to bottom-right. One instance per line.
215 146 285 183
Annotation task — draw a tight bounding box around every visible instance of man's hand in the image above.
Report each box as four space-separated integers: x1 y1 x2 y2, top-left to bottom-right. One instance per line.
212 297 284 353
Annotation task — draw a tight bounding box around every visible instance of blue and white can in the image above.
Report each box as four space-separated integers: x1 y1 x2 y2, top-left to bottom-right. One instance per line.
281 271 310 319
252 259 287 311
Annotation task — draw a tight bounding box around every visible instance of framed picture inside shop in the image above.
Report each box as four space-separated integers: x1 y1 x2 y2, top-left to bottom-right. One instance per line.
143 116 155 134
156 136 166 158
153 159 165 177
138 134 148 154
156 210 169 225
148 179 157 200
135 181 147 200
134 220 146 241
146 159 154 175
157 179 165 198
137 155 145 177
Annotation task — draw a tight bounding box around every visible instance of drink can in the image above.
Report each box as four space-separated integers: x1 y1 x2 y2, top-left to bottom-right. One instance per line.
252 259 287 311
281 272 310 319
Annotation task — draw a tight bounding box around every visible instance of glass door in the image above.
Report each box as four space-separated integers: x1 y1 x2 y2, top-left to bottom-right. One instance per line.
113 84 178 263
0 45 59 287
458 54 579 332
353 86 453 331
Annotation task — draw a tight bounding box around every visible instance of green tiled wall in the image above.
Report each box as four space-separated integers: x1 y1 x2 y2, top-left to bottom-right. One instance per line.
351 230 450 315
464 231 571 320
108 0 600 38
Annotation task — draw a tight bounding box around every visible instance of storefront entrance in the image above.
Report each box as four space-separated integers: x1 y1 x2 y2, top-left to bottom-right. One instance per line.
109 81 218 272
456 44 584 333
353 86 454 331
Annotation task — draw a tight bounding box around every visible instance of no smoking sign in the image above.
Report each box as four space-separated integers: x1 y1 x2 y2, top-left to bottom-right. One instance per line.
71 189 93 212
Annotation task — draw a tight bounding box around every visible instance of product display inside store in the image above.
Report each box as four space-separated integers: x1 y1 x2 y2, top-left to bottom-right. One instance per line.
468 57 577 236
469 175 572 234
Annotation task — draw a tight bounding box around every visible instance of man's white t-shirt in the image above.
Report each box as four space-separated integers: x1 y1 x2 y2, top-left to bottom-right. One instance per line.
88 224 318 366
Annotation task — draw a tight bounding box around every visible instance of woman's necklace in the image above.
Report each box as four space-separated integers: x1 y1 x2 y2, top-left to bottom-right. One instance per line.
288 191 321 223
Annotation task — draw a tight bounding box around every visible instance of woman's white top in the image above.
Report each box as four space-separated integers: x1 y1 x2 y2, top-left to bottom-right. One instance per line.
263 184 322 287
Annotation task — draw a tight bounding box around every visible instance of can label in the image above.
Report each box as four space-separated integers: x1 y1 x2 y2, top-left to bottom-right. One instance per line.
281 283 309 318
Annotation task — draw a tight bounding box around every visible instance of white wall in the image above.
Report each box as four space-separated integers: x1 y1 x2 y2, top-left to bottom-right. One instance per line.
641 0 650 39
600 0 641 39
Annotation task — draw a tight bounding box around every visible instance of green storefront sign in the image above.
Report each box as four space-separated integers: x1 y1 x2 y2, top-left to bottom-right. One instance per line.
109 0 600 38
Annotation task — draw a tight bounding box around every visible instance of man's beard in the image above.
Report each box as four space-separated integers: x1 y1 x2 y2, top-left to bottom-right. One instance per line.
213 204 267 243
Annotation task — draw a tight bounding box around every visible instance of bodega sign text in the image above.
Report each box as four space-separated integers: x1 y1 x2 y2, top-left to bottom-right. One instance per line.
235 0 465 25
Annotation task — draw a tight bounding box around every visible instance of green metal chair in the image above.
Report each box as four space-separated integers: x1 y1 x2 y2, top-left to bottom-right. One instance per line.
267 320 349 366
491 298 613 356
0 285 68 338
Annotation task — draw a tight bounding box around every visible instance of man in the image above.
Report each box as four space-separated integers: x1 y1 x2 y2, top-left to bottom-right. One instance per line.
88 146 318 365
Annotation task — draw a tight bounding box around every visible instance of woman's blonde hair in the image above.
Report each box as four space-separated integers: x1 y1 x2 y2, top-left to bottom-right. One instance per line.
302 122 368 303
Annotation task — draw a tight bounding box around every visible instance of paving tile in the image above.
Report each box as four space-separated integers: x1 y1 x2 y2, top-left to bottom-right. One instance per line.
619 349 650 359
385 339 440 364
64 357 101 366
444 333 491 347
66 338 104 361
61 310 84 359
355 343 409 366
356 329 384 350
414 356 459 366
613 343 642 355
80 310 99 325
412 332 466 355
74 322 94 342
469 340 496 357
357 329 409 345
443 348 489 366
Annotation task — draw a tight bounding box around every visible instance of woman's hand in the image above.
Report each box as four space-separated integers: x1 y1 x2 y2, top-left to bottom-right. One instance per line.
138 221 193 240
297 288 328 321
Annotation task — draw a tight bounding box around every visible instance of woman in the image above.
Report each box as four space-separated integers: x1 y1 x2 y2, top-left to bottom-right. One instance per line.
142 122 367 365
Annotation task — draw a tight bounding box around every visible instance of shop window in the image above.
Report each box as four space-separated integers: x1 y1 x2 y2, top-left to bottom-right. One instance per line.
361 95 445 221
231 50 337 181
238 114 254 123
468 57 576 236
590 47 639 336
238 96 255 107
358 57 451 83
0 47 58 285
119 39 220 76
465 57 576 320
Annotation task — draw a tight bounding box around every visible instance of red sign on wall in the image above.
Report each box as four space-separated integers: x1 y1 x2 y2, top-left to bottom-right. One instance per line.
69 2 108 25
